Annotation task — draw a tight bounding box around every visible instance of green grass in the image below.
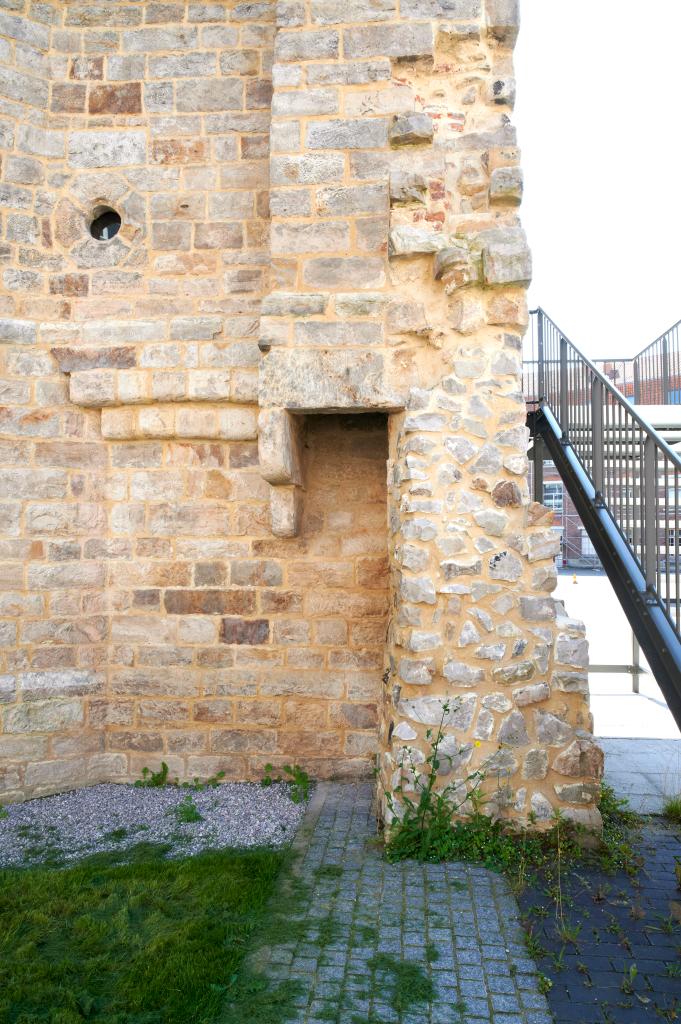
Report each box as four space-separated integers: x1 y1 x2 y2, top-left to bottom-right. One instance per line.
367 953 435 1013
662 793 681 824
0 843 299 1024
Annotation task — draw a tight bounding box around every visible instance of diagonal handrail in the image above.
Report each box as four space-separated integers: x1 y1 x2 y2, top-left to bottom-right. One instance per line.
526 310 681 723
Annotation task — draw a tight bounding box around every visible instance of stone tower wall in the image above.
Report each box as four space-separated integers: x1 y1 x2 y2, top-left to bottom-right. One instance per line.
0 0 602 827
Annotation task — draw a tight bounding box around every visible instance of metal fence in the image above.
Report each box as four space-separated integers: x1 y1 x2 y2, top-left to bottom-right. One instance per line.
525 315 681 407
528 309 681 636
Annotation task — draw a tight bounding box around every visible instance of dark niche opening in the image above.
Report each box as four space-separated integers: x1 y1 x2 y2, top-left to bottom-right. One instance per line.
90 207 121 241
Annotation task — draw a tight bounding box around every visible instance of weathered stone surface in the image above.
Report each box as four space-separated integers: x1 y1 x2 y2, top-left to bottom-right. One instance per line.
398 694 477 729
4 699 83 734
497 710 529 746
555 634 589 668
485 0 520 44
522 748 548 780
535 711 573 747
554 782 600 805
68 131 146 168
552 735 604 778
219 618 270 645
390 112 433 146
490 166 523 204
390 225 447 256
489 550 522 581
512 682 550 707
483 229 532 286
443 661 484 686
398 658 435 685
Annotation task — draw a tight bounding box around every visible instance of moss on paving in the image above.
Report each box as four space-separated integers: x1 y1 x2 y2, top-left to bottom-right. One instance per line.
0 842 301 1024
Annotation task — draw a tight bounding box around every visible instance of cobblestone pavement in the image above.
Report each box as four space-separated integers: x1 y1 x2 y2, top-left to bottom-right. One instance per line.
253 782 553 1024
518 822 681 1024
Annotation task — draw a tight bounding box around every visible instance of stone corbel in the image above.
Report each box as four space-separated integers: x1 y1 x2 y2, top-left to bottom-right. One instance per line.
258 408 305 537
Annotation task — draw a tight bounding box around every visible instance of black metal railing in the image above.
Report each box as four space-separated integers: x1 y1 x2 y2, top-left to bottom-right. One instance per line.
528 309 681 629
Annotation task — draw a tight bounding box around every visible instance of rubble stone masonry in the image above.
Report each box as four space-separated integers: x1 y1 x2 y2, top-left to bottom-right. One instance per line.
0 0 602 827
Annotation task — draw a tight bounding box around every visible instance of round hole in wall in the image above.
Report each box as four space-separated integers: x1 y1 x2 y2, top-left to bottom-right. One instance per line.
89 206 121 241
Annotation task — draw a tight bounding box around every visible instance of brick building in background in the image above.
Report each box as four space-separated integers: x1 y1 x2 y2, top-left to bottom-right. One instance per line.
0 0 603 828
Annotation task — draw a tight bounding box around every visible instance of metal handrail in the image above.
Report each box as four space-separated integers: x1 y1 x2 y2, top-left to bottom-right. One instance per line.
554 317 681 406
528 308 681 640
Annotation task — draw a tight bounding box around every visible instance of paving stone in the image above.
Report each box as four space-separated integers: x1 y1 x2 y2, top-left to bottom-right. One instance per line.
251 782 553 1024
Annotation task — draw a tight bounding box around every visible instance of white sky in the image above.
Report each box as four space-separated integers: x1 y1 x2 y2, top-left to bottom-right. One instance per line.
514 0 681 358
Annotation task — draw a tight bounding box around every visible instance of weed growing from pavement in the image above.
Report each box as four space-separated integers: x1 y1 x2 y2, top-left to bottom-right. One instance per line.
663 794 681 824
314 863 344 879
384 711 657 1012
367 953 436 1013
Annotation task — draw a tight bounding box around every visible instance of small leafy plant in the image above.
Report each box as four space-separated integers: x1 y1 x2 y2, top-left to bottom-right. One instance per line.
175 794 203 824
537 973 553 995
621 964 638 995
0 805 8 820
135 763 225 791
135 762 170 788
261 764 311 804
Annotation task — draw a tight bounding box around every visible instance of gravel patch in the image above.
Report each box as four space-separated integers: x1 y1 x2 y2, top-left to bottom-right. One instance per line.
0 782 308 867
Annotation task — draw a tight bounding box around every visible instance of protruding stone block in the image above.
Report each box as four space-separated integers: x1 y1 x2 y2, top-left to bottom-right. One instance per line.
390 112 433 146
258 408 304 486
270 485 303 538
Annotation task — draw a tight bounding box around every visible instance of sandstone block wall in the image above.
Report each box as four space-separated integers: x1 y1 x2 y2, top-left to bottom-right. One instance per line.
0 0 602 826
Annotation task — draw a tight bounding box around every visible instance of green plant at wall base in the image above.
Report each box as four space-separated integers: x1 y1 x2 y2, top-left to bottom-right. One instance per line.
663 794 681 824
0 806 7 820
134 761 170 788
385 701 490 863
134 763 226 790
261 763 311 804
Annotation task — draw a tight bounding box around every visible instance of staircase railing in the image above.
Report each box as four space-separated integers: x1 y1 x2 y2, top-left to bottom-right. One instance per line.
527 315 681 407
526 309 681 722
529 308 681 626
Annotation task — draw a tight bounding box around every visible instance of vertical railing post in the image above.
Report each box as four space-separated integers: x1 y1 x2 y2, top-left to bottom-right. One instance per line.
663 335 671 403
632 633 641 694
537 309 545 404
633 358 641 404
591 377 604 502
643 435 658 591
533 434 544 504
559 335 569 439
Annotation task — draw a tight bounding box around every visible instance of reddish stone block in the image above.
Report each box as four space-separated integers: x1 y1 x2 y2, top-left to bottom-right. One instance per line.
49 274 89 298
151 139 208 165
219 618 270 645
51 346 136 372
164 590 256 615
89 83 143 115
229 443 259 468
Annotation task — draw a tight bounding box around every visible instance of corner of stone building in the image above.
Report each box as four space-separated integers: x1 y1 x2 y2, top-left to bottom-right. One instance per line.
0 0 602 822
